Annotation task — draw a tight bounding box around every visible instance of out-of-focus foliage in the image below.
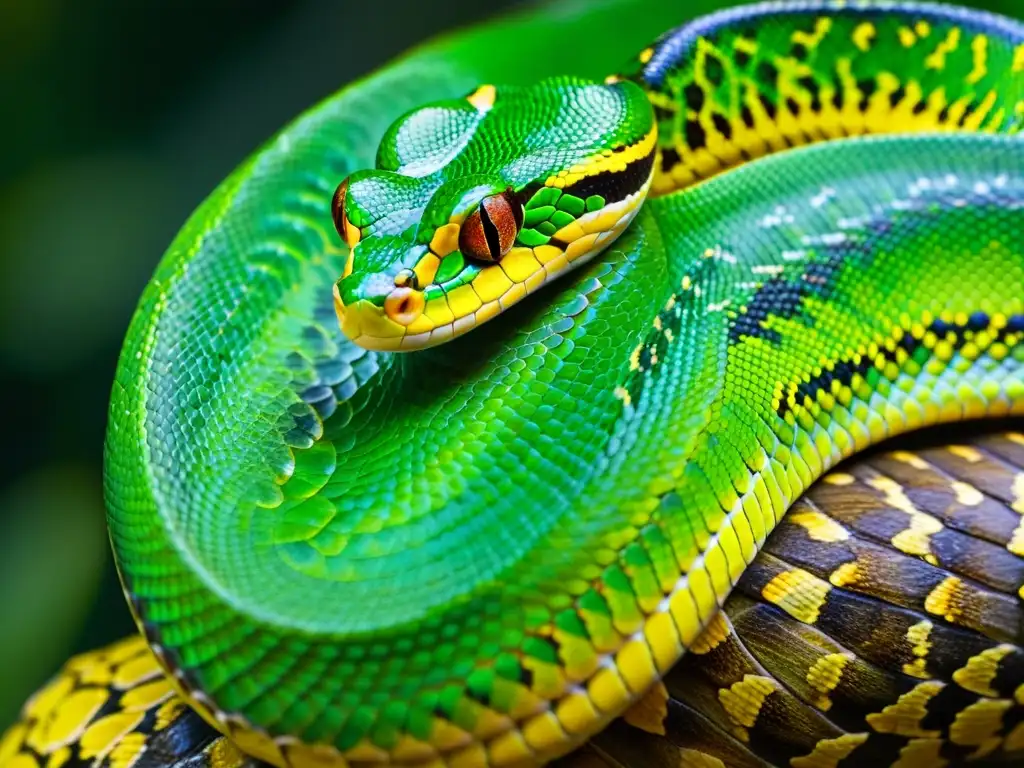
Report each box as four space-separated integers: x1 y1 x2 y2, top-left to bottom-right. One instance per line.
1 0 1021 733
0 466 106 722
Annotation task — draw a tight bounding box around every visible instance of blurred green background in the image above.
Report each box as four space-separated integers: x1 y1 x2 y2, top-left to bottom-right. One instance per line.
0 0 524 727
2 0 1022 734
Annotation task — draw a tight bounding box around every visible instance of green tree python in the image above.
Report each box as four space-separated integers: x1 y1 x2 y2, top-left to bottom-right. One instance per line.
3 1 1024 767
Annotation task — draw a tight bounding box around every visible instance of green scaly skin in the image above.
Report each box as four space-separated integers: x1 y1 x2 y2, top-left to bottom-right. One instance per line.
103 1 1024 766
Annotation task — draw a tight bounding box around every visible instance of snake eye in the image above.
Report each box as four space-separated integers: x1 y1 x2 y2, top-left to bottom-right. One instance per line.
331 178 361 250
459 190 523 263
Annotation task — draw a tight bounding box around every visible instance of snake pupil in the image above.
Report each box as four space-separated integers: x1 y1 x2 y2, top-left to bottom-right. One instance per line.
479 203 503 261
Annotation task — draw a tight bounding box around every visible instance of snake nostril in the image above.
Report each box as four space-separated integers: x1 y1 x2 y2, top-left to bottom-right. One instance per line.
384 286 424 325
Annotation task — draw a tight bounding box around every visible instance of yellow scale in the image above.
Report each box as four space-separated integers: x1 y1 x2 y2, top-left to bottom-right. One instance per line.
653 21 1019 196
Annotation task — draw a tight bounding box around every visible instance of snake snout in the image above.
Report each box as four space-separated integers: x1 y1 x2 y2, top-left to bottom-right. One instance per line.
333 268 427 349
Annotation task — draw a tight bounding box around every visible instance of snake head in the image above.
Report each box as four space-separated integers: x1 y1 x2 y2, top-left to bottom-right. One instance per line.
331 77 657 351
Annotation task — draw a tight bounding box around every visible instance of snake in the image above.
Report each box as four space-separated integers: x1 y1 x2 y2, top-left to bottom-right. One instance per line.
3 0 1024 767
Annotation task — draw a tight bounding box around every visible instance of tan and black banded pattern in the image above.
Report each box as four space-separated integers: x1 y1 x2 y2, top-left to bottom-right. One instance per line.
6 427 1021 768
0 637 257 768
562 426 1024 768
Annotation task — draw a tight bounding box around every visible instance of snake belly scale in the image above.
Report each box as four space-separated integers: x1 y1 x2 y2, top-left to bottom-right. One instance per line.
87 1 1024 767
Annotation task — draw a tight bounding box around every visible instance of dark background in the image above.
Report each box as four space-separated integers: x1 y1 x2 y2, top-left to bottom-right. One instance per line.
0 0 522 726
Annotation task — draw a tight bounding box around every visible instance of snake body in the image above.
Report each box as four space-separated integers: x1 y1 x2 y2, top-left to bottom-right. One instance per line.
7 430 1024 768
6 1 1024 767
